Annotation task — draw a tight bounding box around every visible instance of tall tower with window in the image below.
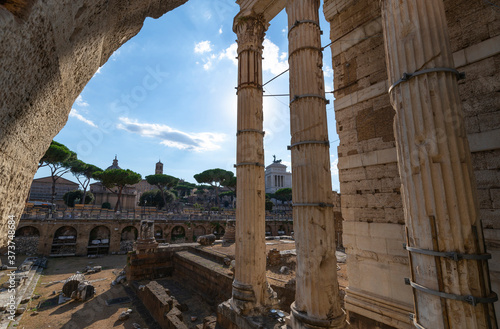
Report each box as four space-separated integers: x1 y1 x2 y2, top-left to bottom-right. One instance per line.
155 160 163 175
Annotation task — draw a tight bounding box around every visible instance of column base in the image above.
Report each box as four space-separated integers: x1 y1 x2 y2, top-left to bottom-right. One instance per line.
290 302 348 329
218 300 288 329
231 280 279 316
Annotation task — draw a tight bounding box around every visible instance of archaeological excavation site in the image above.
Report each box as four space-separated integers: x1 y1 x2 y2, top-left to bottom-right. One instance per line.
0 0 499 328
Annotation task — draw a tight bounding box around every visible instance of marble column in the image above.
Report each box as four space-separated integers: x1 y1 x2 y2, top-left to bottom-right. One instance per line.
232 14 276 315
381 0 498 328
286 0 347 328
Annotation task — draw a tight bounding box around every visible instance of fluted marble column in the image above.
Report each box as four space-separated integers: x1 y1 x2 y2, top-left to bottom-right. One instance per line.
286 1 347 328
381 1 497 328
232 15 276 315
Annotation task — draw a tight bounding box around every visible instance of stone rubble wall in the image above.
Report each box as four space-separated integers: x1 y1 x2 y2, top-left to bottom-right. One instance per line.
0 0 188 248
12 236 39 255
323 0 500 327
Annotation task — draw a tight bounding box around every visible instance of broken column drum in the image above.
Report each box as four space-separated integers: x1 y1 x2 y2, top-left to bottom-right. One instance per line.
286 0 347 328
232 14 277 314
381 0 498 328
136 219 158 253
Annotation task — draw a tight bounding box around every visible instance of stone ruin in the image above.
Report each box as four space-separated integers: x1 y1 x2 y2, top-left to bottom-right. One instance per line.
0 0 499 328
136 219 159 254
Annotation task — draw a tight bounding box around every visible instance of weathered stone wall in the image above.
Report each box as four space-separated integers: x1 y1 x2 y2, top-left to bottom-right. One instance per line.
173 249 233 306
324 0 500 327
0 0 188 248
444 2 500 321
16 217 294 256
16 218 220 256
134 280 189 329
127 246 184 281
324 1 412 328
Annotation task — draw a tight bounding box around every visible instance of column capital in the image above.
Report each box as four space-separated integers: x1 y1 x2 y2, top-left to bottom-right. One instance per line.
234 15 268 53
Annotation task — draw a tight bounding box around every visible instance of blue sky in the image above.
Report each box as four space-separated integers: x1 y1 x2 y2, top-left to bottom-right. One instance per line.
35 0 340 191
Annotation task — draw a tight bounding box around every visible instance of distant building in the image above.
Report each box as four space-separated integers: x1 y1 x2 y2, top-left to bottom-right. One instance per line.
265 155 292 194
29 176 79 205
155 160 163 175
90 182 137 210
134 160 165 205
90 156 137 210
106 155 121 170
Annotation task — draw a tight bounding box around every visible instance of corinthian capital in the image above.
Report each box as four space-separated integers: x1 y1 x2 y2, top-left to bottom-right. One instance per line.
234 15 268 53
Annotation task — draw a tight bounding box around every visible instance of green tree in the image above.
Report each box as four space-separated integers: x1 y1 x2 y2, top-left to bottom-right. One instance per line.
225 176 236 194
138 190 174 209
274 188 292 209
194 169 235 208
63 190 95 207
175 181 197 198
94 169 142 211
219 190 235 207
38 140 77 205
70 160 102 205
145 174 179 210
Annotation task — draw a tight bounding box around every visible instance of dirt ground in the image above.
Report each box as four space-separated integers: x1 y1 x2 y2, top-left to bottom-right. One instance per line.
8 255 147 329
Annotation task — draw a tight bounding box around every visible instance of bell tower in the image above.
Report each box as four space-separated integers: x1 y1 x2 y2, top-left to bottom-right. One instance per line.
155 160 163 175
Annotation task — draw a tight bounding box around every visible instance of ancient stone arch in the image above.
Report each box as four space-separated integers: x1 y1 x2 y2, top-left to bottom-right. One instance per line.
88 225 111 255
171 225 186 242
14 225 40 254
154 227 164 240
51 225 78 255
0 0 188 247
212 224 225 239
89 225 111 241
15 225 40 237
193 225 206 239
121 226 138 241
53 225 77 239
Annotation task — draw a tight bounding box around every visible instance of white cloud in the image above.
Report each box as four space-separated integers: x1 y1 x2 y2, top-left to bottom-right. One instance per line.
263 39 288 75
219 26 223 34
203 61 212 70
198 39 288 75
331 158 339 176
324 65 333 78
217 39 288 75
218 43 238 66
111 49 121 61
117 117 226 152
194 40 212 54
75 95 89 107
69 109 97 128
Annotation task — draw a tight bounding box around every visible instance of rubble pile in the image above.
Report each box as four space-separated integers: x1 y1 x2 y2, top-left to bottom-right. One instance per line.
12 236 39 255
196 234 216 246
267 248 281 266
120 240 134 252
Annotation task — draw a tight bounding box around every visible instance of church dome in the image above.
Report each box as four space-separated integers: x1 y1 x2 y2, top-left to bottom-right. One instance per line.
106 155 121 170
